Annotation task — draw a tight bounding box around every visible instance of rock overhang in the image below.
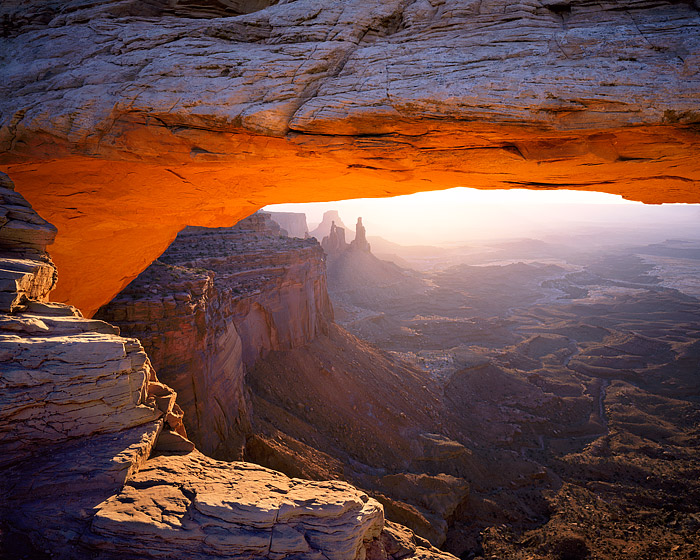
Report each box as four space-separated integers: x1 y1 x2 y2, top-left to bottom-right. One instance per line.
0 0 698 314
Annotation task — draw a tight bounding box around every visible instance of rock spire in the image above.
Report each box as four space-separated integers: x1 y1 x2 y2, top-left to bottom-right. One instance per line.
321 220 349 256
350 217 371 253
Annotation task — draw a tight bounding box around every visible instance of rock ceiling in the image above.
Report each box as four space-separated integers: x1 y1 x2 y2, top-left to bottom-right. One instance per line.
1 0 699 314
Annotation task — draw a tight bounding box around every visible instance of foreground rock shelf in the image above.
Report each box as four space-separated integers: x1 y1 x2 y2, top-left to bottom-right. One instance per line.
87 452 385 560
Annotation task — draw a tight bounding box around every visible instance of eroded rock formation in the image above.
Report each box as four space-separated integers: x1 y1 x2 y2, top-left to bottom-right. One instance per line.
97 211 333 458
1 172 189 554
96 210 480 548
245 324 478 548
2 0 697 314
312 211 355 243
322 214 425 315
351 217 371 253
323 230 700 558
268 211 309 238
321 220 349 256
0 176 456 560
86 452 386 560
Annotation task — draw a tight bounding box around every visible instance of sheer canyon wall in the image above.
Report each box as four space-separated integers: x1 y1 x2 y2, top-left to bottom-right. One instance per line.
1 0 699 315
96 212 481 549
96 212 333 459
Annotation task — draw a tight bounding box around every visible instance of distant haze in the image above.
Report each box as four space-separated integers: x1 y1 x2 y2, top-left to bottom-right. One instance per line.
265 188 700 246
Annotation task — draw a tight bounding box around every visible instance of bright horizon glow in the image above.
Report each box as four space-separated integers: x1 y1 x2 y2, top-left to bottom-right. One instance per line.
265 188 698 246
267 188 638 222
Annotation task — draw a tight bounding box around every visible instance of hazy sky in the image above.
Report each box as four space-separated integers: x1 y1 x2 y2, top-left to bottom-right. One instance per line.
265 188 699 246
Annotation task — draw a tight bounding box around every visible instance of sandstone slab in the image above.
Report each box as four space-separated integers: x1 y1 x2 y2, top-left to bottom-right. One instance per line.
0 172 56 258
0 420 163 557
87 451 384 560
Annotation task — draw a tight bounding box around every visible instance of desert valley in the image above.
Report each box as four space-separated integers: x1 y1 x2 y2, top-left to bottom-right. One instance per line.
90 201 700 559
1 0 699 558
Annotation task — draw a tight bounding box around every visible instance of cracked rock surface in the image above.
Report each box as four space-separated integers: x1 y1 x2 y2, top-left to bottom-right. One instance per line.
1 0 698 142
87 451 385 560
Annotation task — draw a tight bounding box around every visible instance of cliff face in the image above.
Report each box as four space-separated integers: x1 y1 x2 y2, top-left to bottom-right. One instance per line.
96 210 480 548
268 211 309 238
95 260 247 459
0 174 454 560
97 212 333 459
0 171 190 554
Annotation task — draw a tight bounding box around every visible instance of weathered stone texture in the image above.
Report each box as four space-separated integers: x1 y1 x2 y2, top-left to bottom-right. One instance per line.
0 176 176 468
1 421 163 555
87 451 385 560
268 211 309 238
0 172 56 258
96 212 333 459
0 175 455 560
0 0 698 314
0 171 57 312
1 0 698 146
0 327 160 466
0 176 178 556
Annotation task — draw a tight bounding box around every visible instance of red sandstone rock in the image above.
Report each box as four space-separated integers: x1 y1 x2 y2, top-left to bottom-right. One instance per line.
0 1 698 316
351 217 371 253
321 220 350 256
312 210 355 243
97 212 333 459
268 211 309 239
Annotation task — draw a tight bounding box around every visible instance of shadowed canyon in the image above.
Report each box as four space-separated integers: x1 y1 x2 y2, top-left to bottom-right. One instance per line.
1 0 700 559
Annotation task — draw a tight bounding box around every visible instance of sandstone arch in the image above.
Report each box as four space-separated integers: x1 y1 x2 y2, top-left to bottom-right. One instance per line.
1 0 698 315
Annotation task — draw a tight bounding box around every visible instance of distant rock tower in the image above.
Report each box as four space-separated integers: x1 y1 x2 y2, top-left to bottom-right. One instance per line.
310 210 353 242
350 217 371 252
321 221 348 256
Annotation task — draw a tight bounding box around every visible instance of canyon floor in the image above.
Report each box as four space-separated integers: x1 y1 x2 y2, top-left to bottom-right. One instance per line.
93 213 700 560
328 234 700 559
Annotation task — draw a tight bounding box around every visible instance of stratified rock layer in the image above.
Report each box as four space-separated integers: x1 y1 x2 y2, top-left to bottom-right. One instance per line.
0 173 182 555
87 451 385 560
97 212 333 458
1 176 454 560
1 0 698 314
268 211 309 238
96 211 476 547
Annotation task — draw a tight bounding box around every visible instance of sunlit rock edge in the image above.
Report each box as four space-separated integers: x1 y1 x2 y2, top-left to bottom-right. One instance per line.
0 0 699 314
